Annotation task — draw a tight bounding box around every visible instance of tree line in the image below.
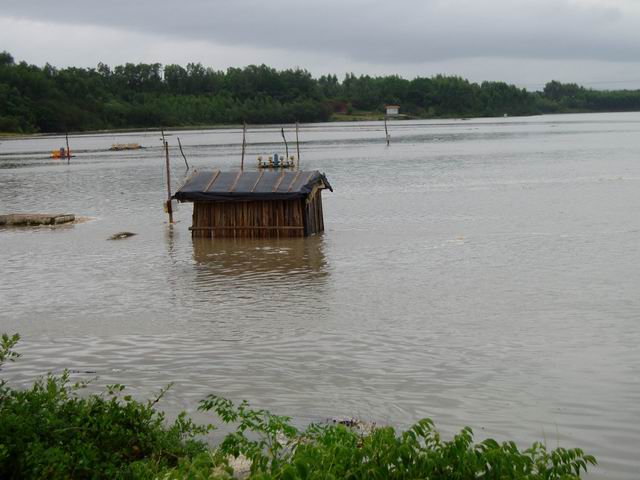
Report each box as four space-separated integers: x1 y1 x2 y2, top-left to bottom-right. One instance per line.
1 51 639 134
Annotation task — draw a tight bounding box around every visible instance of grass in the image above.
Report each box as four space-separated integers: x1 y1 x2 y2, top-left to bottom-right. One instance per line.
1 333 597 479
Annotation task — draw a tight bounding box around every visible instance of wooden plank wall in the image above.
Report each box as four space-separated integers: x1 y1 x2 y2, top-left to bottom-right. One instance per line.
191 199 307 238
304 192 324 236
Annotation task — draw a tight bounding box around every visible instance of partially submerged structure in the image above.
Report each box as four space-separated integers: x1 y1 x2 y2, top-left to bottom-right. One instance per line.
173 170 332 238
0 213 75 226
385 104 400 116
110 143 142 151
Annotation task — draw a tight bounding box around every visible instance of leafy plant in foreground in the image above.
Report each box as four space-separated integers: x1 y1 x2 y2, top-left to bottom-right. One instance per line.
0 333 21 365
0 334 221 479
199 395 597 479
1 335 597 479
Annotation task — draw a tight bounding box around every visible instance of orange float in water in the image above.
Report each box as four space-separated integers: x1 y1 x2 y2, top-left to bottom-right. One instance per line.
51 148 71 159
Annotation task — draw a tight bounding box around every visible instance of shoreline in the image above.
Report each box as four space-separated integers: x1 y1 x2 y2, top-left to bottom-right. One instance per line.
2 109 639 141
0 110 601 140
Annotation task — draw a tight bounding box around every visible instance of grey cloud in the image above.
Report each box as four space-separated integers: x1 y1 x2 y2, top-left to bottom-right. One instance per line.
2 0 639 64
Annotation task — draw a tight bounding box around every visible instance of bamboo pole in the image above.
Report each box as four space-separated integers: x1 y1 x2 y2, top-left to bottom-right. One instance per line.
164 140 173 224
241 122 247 170
295 121 301 168
65 131 71 164
384 117 390 146
177 136 189 170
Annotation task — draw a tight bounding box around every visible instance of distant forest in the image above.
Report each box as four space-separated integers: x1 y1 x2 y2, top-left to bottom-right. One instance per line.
2 51 640 134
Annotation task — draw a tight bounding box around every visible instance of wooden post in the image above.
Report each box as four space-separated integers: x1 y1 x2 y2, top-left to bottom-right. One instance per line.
295 121 301 168
164 140 173 224
65 131 71 164
384 117 390 146
241 122 247 170
177 136 189 170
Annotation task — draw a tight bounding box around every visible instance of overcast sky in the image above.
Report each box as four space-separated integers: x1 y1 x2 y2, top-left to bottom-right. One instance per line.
2 0 640 90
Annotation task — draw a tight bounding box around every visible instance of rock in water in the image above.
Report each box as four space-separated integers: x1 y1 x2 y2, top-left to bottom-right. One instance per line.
108 231 137 240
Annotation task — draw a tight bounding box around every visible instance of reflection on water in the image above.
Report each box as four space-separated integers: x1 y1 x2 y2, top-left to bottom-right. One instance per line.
188 237 329 336
2 113 640 479
193 236 328 280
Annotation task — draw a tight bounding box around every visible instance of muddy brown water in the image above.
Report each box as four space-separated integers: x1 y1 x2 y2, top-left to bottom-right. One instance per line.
1 113 640 478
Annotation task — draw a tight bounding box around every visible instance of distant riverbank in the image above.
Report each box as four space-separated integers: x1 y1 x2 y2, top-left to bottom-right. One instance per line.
3 50 640 136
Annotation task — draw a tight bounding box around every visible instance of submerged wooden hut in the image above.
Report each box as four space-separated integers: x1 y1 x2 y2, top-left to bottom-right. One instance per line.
173 170 332 238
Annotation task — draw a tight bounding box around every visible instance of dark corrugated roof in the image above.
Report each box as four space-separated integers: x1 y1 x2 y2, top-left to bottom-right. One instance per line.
173 170 332 202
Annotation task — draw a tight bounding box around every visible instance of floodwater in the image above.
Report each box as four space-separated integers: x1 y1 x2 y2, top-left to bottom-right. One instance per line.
1 113 640 478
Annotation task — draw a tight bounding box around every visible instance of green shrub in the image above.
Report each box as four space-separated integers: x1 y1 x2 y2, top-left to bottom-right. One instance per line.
199 395 597 479
1 334 597 479
0 334 222 479
0 373 222 478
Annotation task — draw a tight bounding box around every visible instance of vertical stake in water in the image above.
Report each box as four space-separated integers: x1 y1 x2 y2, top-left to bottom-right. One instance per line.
295 121 301 168
281 127 289 160
384 117 390 146
65 131 71 164
240 122 247 170
164 140 173 224
177 136 189 170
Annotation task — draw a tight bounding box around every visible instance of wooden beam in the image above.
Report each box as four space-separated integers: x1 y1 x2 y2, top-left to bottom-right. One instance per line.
272 171 287 192
204 170 221 192
250 170 264 192
287 170 301 192
384 117 390 146
164 140 173 223
229 170 243 192
65 131 71 164
240 122 247 170
295 121 300 168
